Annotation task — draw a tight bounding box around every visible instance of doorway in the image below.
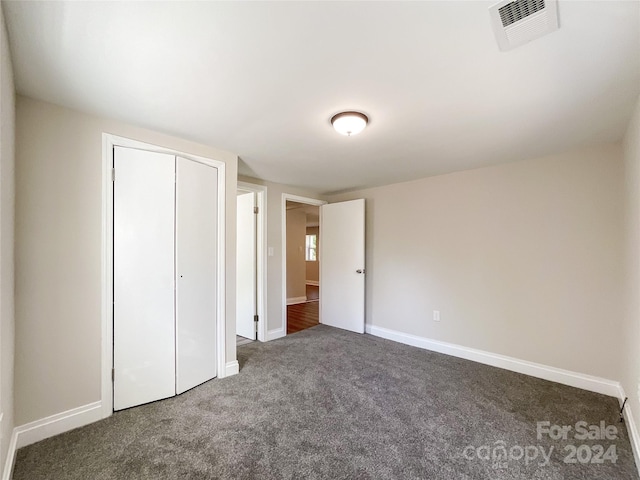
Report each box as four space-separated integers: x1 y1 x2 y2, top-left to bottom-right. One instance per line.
285 200 322 334
281 196 365 338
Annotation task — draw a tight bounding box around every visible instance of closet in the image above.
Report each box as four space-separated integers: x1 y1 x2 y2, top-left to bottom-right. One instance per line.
112 146 218 411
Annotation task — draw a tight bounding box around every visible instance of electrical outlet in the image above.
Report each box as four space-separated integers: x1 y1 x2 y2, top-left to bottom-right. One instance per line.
433 310 440 322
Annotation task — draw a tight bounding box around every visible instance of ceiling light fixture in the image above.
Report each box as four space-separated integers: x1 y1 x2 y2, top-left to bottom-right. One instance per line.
331 111 368 136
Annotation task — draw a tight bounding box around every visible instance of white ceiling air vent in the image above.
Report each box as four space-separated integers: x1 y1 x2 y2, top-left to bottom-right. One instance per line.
489 0 559 51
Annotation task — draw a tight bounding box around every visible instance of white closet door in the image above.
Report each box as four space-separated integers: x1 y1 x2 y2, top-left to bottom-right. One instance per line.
236 192 256 339
176 157 218 394
113 147 176 411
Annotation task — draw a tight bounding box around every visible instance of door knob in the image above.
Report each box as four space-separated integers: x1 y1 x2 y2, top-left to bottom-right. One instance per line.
356 269 365 274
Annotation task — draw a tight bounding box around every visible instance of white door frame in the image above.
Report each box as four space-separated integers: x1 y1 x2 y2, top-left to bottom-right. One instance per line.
281 194 326 336
237 181 267 342
101 133 226 419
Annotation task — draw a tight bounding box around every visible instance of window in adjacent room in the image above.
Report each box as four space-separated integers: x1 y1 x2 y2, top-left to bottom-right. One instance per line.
305 234 317 261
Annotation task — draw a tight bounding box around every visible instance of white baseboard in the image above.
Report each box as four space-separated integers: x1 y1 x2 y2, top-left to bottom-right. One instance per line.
225 360 239 376
618 386 640 478
14 401 103 449
3 401 102 480
286 296 307 305
366 325 621 398
267 328 285 341
305 281 319 286
2 428 17 480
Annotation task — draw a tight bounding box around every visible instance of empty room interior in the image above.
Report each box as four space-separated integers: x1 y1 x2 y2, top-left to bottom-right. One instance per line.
0 0 640 479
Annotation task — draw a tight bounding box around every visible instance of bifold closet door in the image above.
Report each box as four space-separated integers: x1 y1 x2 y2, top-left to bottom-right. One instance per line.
175 157 218 394
113 146 176 411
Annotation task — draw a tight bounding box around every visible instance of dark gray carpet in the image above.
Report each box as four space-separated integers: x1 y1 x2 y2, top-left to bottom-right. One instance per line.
13 325 639 479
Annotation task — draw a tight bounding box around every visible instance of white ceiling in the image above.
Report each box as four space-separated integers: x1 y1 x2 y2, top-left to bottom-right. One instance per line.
4 1 640 194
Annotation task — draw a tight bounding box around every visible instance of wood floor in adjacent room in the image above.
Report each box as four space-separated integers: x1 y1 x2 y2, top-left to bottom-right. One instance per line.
287 284 319 335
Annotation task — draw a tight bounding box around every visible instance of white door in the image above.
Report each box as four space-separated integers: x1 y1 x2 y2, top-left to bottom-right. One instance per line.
113 147 176 410
320 199 365 333
236 192 256 339
176 157 218 394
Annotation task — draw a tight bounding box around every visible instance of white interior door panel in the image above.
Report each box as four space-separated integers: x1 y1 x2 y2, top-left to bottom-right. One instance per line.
320 199 365 333
113 146 176 410
175 157 218 394
236 192 256 340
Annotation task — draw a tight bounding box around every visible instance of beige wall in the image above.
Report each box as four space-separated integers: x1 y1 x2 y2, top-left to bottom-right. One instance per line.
238 176 324 334
286 208 306 300
0 4 15 469
15 96 238 425
330 144 624 380
306 226 319 283
622 94 640 442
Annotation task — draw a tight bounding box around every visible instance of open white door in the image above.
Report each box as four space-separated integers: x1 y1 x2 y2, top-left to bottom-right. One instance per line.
320 199 365 333
236 192 256 339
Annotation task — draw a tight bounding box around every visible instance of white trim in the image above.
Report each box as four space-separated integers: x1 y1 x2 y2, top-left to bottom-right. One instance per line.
101 134 227 415
17 402 102 449
2 402 102 480
215 160 227 381
618 386 640 478
281 194 326 338
237 181 267 342
225 360 240 376
267 328 286 341
286 296 308 305
101 135 114 419
372 321 640 476
306 280 319 286
366 325 622 398
2 430 17 480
